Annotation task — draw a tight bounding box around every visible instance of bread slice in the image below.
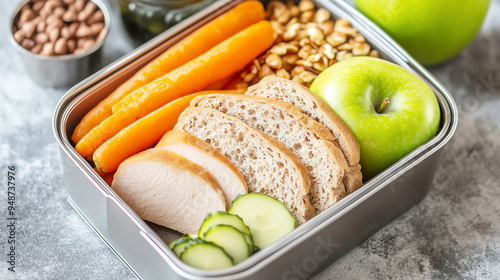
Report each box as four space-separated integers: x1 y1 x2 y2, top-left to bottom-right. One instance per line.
157 130 248 207
246 76 363 193
191 94 348 214
112 149 226 235
175 107 313 224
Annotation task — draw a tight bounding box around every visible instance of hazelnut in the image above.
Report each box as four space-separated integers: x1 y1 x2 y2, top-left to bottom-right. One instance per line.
89 22 104 36
78 2 97 22
68 22 80 37
86 10 104 25
32 1 45 13
36 21 46 33
40 42 54 56
35 32 49 44
48 28 59 42
21 21 36 38
18 8 35 27
66 39 76 53
31 43 43 54
76 23 91 37
14 30 26 43
53 7 66 18
21 39 36 50
54 37 68 55
74 0 86 12
60 26 70 38
62 10 78 22
82 38 95 50
44 0 62 12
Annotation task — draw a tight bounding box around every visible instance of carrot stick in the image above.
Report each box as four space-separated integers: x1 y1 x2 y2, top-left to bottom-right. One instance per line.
70 1 265 144
103 172 115 186
93 167 115 185
204 72 238 90
224 75 248 90
93 166 108 177
112 21 274 115
93 89 245 172
75 20 275 157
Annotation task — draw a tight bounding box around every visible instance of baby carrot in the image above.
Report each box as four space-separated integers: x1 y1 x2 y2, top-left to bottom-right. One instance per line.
93 89 245 172
102 172 115 186
204 72 238 90
224 75 248 90
93 166 108 177
113 21 274 114
70 1 265 143
75 20 275 157
93 167 115 186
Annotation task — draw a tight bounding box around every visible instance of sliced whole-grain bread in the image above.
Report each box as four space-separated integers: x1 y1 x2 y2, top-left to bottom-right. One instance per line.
175 107 313 224
191 94 349 214
246 76 363 193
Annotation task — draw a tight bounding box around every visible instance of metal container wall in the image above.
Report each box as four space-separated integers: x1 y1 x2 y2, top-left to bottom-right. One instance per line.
53 0 458 279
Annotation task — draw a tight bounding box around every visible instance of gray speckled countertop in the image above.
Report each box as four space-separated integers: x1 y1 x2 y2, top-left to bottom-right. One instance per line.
1 0 499 279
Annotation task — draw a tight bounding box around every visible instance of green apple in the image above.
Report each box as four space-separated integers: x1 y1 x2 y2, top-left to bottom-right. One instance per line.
354 0 490 65
310 57 440 180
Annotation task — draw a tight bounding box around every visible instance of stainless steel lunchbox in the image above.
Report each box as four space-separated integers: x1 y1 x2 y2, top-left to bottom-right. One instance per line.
52 0 458 279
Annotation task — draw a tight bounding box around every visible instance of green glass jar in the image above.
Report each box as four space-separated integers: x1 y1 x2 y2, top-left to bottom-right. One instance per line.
117 0 215 45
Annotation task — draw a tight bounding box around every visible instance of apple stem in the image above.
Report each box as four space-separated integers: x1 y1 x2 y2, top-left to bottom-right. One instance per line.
377 98 391 114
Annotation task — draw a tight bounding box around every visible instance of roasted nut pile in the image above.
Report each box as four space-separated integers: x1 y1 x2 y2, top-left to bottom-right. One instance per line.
237 0 380 88
12 0 105 56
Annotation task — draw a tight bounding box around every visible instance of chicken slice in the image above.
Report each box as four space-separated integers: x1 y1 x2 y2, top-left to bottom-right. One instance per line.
111 149 226 234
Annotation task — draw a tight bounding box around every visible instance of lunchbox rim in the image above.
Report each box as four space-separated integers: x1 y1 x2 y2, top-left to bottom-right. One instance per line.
52 0 458 278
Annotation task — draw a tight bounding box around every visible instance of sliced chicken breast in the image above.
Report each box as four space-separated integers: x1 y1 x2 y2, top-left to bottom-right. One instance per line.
157 130 248 208
111 149 226 234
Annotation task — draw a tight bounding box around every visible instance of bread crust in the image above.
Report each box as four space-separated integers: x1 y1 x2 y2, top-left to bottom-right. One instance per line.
246 76 363 192
176 107 314 223
191 94 349 214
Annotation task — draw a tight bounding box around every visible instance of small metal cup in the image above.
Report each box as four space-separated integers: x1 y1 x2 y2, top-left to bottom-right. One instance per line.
9 0 110 87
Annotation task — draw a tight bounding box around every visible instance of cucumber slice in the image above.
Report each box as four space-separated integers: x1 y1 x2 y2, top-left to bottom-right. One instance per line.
180 240 234 270
228 193 296 249
199 211 251 238
242 232 260 254
168 235 191 249
172 240 191 257
169 236 198 257
243 233 254 252
173 241 189 257
203 225 252 264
